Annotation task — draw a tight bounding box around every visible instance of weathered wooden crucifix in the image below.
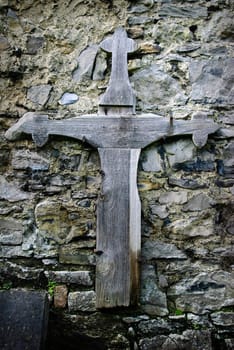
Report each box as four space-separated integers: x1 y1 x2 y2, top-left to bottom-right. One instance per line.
5 27 219 308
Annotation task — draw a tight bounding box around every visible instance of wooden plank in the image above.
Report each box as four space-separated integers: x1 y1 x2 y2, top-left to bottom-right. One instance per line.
5 113 219 149
4 25 221 311
96 148 141 308
99 27 137 110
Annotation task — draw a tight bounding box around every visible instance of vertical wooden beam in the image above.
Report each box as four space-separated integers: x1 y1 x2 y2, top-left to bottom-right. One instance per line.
96 148 141 308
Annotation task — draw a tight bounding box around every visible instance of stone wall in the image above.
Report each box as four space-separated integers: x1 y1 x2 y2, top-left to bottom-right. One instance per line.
0 0 234 349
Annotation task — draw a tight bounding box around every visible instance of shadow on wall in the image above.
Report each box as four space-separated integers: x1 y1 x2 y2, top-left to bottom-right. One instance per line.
46 311 106 350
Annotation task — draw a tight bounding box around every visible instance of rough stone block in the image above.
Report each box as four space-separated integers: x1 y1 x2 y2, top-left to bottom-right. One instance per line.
0 289 49 350
54 285 68 309
190 58 234 105
12 150 49 171
59 245 95 265
150 204 168 219
168 271 234 314
182 193 214 211
0 35 10 51
170 218 214 238
45 270 93 286
164 139 195 168
131 64 187 109
27 84 52 106
159 4 207 18
141 146 163 172
68 291 96 312
142 240 187 260
159 190 188 205
0 176 32 202
168 177 207 190
198 10 234 42
140 264 168 316
211 312 234 326
139 330 212 350
26 36 44 54
0 219 23 245
73 45 99 82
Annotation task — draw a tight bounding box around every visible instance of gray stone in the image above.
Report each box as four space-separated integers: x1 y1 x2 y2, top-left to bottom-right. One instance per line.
128 1 154 14
0 205 22 215
198 10 234 42
131 65 187 110
225 339 234 350
59 92 79 105
139 330 212 350
189 59 234 105
176 44 201 53
173 158 215 172
73 44 98 82
45 270 93 286
26 36 44 54
159 190 188 205
0 176 32 202
92 51 107 80
214 201 234 235
142 240 187 260
59 244 95 265
220 113 234 125
164 139 195 167
0 261 43 281
168 177 207 190
140 265 168 316
159 4 207 18
139 335 167 350
0 219 23 245
0 0 8 8
123 315 150 325
137 318 182 337
12 150 49 171
183 193 214 211
220 248 234 269
170 218 214 238
33 236 58 259
150 204 168 219
35 200 70 244
7 8 18 19
127 16 153 25
168 271 234 314
152 21 193 44
68 291 96 312
211 312 234 326
159 275 169 289
0 245 33 258
27 84 52 106
223 141 234 167
0 290 49 350
187 313 211 329
141 146 163 172
217 126 234 139
0 36 10 51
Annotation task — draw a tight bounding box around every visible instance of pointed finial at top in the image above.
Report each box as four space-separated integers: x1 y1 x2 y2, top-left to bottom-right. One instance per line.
99 27 137 115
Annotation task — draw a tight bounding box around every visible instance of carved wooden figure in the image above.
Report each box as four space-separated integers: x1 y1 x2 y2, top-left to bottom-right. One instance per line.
5 27 219 308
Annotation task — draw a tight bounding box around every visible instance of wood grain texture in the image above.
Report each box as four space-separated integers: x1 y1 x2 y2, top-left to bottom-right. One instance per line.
96 148 141 308
5 112 219 149
4 25 220 309
99 27 137 111
5 112 219 308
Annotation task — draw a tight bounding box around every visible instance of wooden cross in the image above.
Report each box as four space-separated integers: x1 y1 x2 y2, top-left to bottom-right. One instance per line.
5 27 219 308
